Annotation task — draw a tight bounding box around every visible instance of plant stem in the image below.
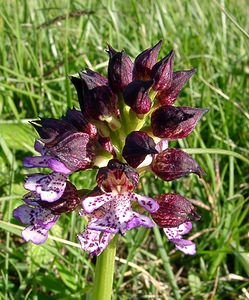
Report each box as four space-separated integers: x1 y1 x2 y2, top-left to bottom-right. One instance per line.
92 235 118 300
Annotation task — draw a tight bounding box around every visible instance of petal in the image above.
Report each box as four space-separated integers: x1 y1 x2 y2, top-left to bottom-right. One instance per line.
47 158 72 174
163 222 193 239
24 173 67 202
39 181 81 214
156 69 196 106
122 131 158 168
78 229 112 256
82 193 113 213
152 50 174 91
151 148 205 181
34 140 46 154
151 194 200 227
133 40 163 80
151 106 208 139
107 48 134 92
23 156 52 168
131 193 159 213
79 69 108 88
126 213 154 230
13 204 58 229
123 80 153 114
155 140 168 152
23 192 41 206
170 238 196 255
13 204 36 225
87 215 118 234
87 194 154 235
48 132 95 172
22 226 49 244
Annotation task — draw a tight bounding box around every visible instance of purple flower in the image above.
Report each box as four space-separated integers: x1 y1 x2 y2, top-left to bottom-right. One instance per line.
24 172 68 202
81 160 159 244
13 182 80 244
25 109 96 174
164 222 196 255
14 41 206 257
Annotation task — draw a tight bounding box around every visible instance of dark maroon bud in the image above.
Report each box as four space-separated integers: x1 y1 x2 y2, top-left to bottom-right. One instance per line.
75 72 118 121
106 44 117 58
47 132 95 172
38 182 81 214
79 69 108 88
97 159 139 193
122 131 158 168
63 108 98 139
107 48 134 92
156 69 196 105
70 76 85 113
151 106 208 139
30 118 77 147
151 194 200 227
123 80 153 114
151 50 174 91
151 148 204 181
133 40 163 80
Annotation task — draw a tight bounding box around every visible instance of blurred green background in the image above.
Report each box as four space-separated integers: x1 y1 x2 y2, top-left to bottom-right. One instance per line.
0 0 248 299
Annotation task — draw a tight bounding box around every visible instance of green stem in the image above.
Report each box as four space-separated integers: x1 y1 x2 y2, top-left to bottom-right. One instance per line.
92 235 118 300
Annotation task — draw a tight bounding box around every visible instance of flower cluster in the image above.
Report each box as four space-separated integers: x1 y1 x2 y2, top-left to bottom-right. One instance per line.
14 41 207 256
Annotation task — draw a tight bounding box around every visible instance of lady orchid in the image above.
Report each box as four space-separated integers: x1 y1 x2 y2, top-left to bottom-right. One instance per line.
14 41 207 261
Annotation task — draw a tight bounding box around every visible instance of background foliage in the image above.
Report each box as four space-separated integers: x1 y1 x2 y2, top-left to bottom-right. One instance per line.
0 0 248 299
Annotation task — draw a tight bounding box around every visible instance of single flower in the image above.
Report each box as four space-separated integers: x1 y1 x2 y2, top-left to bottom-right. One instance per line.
13 182 80 244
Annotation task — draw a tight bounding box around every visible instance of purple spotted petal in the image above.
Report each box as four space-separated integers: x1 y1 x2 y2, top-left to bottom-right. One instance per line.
151 194 200 227
170 238 196 255
126 213 154 230
164 221 192 239
24 173 67 202
78 228 112 257
86 193 154 235
13 204 58 229
13 204 59 245
163 222 196 255
131 193 159 213
47 132 95 172
22 226 49 244
82 193 113 214
23 156 52 168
